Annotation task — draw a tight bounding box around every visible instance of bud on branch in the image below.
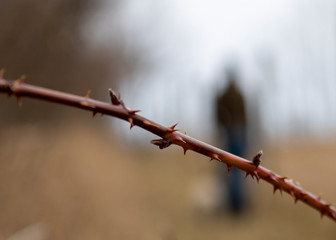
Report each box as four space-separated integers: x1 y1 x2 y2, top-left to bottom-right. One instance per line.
0 75 335 222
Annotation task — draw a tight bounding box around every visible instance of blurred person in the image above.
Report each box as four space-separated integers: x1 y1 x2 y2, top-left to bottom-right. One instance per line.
215 69 248 215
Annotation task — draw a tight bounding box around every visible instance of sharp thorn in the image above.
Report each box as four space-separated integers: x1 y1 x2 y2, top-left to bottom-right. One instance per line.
185 130 188 135
227 164 231 176
174 135 186 143
183 147 188 155
18 74 26 83
92 111 97 118
85 89 92 99
245 171 251 179
127 109 140 115
128 117 134 129
16 96 22 106
108 88 121 105
278 176 287 182
211 153 220 161
168 123 179 133
289 190 295 198
254 170 260 183
273 185 279 194
0 68 4 79
143 121 157 128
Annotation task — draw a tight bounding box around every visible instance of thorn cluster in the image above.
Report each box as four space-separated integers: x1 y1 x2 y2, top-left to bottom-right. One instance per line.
252 150 263 167
151 138 172 149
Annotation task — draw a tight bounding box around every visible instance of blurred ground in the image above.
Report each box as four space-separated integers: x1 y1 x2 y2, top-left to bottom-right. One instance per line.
0 123 335 240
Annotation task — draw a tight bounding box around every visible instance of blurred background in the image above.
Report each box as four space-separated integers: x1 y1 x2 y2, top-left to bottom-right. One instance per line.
0 0 336 239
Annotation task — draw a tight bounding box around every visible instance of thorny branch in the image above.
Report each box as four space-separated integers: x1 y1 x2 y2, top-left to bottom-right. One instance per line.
0 74 335 222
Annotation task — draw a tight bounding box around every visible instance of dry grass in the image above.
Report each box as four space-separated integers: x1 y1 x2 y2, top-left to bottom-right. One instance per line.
0 123 335 239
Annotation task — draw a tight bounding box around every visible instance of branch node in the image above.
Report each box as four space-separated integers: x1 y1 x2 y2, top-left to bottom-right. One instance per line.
252 150 263 167
151 138 172 149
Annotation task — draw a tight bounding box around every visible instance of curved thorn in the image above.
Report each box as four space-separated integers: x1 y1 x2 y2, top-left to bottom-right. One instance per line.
92 111 97 118
227 164 231 176
183 147 188 155
128 117 134 129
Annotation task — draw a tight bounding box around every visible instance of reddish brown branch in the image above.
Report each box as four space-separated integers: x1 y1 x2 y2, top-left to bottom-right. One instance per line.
1 77 335 222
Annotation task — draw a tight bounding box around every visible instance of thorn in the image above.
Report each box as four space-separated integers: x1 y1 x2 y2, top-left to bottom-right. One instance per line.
18 74 26 84
127 109 140 115
168 123 179 133
92 111 97 118
245 170 259 182
185 130 188 135
151 138 172 149
289 190 295 199
320 204 330 219
252 150 263 167
254 170 260 183
108 88 118 104
227 164 231 176
128 117 134 129
183 147 188 155
85 89 92 99
108 89 121 105
16 96 22 106
211 153 220 161
278 176 288 182
273 185 283 195
0 68 4 79
245 171 254 180
143 121 157 128
174 135 186 143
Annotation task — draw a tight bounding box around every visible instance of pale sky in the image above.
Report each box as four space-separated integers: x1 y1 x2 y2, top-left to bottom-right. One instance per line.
90 0 336 141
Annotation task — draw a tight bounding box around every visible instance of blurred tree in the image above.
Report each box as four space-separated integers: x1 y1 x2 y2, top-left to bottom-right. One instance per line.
0 0 139 123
